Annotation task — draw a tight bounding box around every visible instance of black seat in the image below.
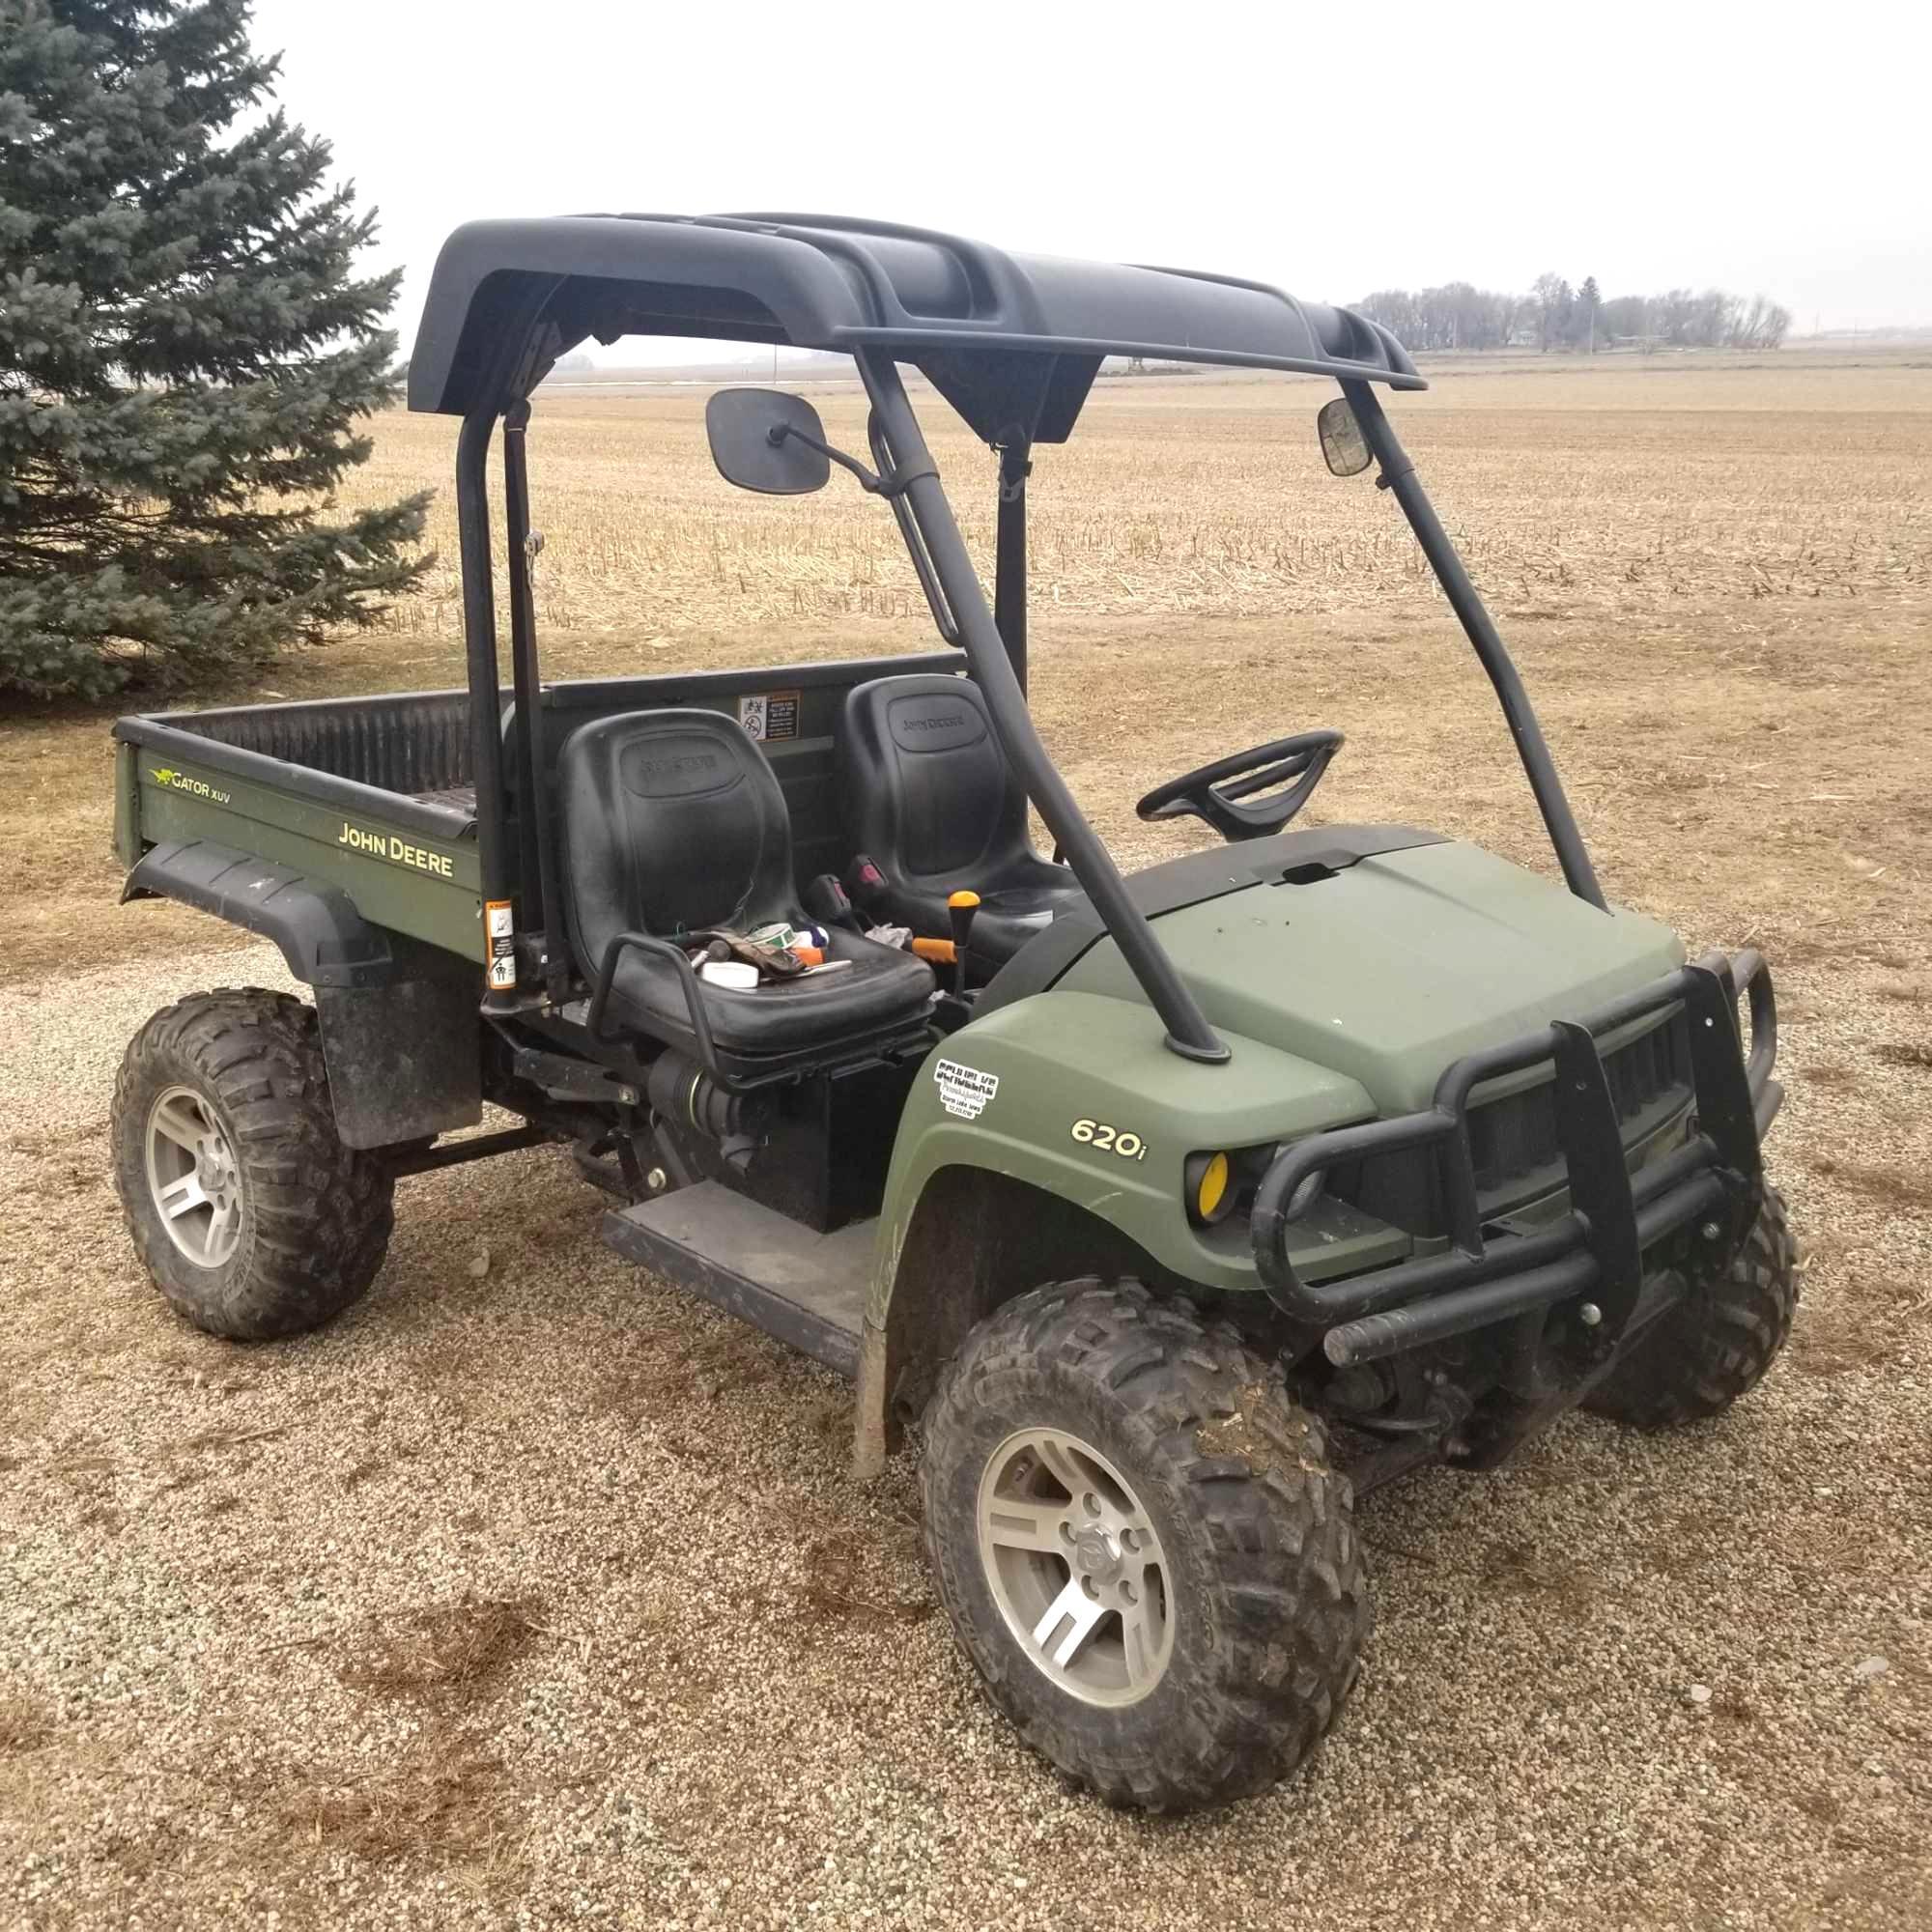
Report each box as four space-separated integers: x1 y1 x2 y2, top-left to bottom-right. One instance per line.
838 674 1084 968
556 709 934 1072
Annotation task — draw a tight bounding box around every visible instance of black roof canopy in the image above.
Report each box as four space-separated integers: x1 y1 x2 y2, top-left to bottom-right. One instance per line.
407 213 1424 443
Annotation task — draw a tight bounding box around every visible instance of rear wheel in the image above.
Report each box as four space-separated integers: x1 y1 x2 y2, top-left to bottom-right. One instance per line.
111 989 394 1340
1585 1185 1798 1429
920 1278 1368 1812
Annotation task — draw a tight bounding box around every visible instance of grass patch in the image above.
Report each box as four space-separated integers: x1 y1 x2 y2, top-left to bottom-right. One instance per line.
592 1321 779 1422
1808 1156 1932 1213
0 1691 52 1755
797 1532 935 1628
272 1719 518 1867
1482 1537 1594 1613
1875 977 1932 1005
1803 1062 1861 1089
339 1595 545 1702
1874 1040 1932 1069
1793 1307 1901 1378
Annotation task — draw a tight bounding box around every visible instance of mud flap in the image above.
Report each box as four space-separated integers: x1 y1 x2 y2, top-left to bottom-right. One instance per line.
315 944 484 1150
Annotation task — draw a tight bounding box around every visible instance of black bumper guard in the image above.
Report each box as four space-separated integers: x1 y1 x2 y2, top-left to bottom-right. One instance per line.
1251 951 1780 1366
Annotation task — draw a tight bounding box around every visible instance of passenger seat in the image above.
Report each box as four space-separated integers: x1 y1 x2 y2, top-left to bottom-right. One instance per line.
838 674 1084 970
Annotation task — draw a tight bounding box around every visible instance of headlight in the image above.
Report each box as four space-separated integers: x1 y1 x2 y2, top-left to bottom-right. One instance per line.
1185 1142 1336 1231
1184 1150 1234 1226
1284 1163 1327 1219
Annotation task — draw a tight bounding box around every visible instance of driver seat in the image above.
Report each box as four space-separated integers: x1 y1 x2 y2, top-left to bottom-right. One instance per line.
838 674 1084 969
556 709 935 1078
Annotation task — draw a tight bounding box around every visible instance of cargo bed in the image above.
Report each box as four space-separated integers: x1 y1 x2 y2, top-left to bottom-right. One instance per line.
113 650 965 969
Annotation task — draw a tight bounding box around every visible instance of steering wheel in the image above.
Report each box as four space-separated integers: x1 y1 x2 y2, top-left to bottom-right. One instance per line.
1135 729 1345 843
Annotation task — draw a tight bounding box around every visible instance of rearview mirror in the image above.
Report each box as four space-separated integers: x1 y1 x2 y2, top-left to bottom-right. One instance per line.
1317 397 1373 478
706 388 831 495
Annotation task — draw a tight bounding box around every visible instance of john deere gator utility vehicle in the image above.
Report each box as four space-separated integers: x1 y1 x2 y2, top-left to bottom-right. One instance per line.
108 213 1794 1811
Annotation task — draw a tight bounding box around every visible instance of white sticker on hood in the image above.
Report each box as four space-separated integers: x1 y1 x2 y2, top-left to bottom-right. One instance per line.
935 1059 999 1121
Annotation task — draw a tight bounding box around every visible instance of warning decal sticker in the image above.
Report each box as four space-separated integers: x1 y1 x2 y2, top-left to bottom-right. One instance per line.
935 1059 999 1121
737 691 801 742
485 899 516 989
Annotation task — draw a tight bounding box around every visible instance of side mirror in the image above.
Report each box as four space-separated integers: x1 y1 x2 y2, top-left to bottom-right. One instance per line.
1317 397 1373 478
706 388 831 495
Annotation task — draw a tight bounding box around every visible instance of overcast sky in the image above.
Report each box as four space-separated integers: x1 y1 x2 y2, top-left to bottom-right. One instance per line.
252 0 1930 355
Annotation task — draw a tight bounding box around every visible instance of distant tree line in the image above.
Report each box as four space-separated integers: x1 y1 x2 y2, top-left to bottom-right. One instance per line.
1354 274 1793 354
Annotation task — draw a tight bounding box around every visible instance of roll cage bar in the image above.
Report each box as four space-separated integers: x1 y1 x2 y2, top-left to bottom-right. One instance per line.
421 213 1605 1065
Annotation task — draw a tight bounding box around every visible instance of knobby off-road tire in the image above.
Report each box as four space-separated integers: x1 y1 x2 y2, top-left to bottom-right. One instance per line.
1585 1186 1798 1430
920 1278 1369 1812
111 989 394 1340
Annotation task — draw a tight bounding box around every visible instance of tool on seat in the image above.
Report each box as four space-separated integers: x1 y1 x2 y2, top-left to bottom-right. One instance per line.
948 891 980 997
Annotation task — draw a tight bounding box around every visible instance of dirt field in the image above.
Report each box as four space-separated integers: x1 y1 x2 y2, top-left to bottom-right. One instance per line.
3 351 1929 1928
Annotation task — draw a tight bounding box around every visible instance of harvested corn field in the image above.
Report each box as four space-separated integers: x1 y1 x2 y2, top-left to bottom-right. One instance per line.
3 350 1930 1929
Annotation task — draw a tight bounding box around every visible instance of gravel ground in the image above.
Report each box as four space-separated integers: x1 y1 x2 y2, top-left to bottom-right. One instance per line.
6 538 1932 1924
2 926 1927 1932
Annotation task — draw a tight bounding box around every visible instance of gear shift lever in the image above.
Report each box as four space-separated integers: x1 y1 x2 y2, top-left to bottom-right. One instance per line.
948 891 980 996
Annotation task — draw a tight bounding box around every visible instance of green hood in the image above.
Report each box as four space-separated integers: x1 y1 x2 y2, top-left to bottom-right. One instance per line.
1060 840 1685 1112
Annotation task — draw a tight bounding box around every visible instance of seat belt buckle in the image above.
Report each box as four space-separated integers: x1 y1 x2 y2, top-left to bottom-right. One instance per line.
844 854 890 910
804 871 864 932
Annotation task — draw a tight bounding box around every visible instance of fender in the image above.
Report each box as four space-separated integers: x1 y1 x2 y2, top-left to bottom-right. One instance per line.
852 987 1376 1474
123 837 484 1147
122 837 396 988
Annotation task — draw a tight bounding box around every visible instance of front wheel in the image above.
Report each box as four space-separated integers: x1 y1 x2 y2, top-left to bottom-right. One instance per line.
1585 1185 1798 1429
920 1279 1368 1812
111 989 395 1340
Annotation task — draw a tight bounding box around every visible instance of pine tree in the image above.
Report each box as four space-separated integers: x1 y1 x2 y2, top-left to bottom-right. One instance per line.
0 0 430 699
1577 275 1603 354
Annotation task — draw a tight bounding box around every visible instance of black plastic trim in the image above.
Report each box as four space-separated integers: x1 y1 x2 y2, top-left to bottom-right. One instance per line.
408 213 1423 421
122 838 395 988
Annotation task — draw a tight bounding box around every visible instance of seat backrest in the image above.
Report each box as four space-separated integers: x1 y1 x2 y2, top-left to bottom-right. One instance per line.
556 709 794 970
838 674 1034 889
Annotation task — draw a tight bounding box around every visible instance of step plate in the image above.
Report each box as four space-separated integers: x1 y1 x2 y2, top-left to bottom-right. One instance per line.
601 1182 875 1378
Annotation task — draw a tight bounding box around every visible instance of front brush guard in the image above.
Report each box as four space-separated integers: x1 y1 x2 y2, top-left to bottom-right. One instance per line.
1251 950 1779 1366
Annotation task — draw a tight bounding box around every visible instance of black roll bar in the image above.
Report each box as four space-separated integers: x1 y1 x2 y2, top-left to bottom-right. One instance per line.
1344 382 1607 912
502 403 569 1006
857 351 1230 1065
994 440 1031 693
455 409 517 1009
867 410 957 644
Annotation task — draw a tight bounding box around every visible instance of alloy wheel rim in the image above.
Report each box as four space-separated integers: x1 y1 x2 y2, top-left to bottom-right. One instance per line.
145 1085 243 1269
976 1426 1175 1708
